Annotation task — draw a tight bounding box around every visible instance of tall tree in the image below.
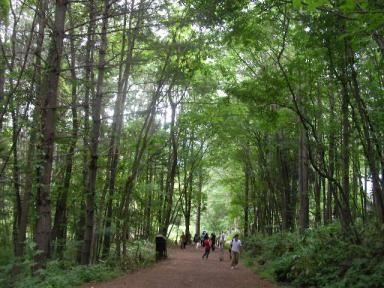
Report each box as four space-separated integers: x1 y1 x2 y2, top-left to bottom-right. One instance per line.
81 0 111 265
35 0 68 271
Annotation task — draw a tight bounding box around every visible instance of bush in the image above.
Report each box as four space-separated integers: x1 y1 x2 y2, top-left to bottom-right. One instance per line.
244 222 384 287
0 240 156 288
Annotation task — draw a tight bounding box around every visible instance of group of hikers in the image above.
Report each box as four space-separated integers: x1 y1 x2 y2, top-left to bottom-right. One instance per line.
179 230 242 270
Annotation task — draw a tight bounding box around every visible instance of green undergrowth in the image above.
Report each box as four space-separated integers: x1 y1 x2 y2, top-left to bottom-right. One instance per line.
243 221 384 288
0 240 155 288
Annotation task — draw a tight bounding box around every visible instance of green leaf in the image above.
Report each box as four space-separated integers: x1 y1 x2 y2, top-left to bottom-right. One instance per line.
0 0 9 23
293 0 302 9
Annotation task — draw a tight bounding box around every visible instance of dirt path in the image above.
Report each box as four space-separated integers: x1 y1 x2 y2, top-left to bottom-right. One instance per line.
83 245 276 288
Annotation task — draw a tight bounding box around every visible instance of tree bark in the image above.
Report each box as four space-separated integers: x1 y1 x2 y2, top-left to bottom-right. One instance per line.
51 11 79 258
314 174 321 225
276 131 294 232
12 107 21 258
34 0 67 271
195 170 203 237
243 145 251 237
13 0 49 260
299 128 309 232
81 0 110 265
143 157 153 239
161 101 178 235
340 68 352 229
325 89 336 224
76 0 96 264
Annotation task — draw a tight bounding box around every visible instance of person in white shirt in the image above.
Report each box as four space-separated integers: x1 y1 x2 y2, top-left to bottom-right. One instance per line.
230 234 242 269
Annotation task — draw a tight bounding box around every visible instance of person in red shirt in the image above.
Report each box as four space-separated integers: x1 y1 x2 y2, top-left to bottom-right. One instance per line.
202 234 211 260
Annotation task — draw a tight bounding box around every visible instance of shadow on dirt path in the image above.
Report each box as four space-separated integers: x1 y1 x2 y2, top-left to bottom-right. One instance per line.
83 245 277 288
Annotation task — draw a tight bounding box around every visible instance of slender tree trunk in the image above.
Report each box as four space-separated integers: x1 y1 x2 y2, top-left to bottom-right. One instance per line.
0 57 4 131
102 0 144 257
76 0 96 264
15 112 38 259
34 0 67 271
314 174 321 225
299 129 309 231
81 0 110 265
161 101 178 235
276 132 294 232
243 146 251 237
13 0 48 257
185 170 193 243
195 170 202 237
337 70 353 231
51 13 79 258
12 107 21 257
143 157 153 239
346 41 384 223
325 89 336 224
116 76 166 256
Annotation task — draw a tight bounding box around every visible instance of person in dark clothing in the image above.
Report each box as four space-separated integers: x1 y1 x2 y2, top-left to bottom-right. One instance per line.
155 233 167 261
201 230 207 246
180 232 187 249
210 233 216 251
229 236 234 260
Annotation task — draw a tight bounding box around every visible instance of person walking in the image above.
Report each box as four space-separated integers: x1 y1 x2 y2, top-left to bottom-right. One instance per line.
229 235 234 260
219 231 225 261
202 234 211 260
230 234 242 269
201 230 207 246
210 232 216 251
180 232 187 249
193 233 200 248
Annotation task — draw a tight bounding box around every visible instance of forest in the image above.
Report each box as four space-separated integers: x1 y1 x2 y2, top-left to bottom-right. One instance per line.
0 0 383 287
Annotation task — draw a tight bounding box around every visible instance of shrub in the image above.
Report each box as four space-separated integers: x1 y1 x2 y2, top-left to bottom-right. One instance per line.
244 221 384 288
0 240 155 288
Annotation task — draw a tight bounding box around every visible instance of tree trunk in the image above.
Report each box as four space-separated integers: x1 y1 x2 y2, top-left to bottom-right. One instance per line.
81 0 110 265
0 57 4 131
51 12 79 258
325 89 336 224
13 0 49 260
243 146 251 237
12 107 21 258
346 41 384 224
102 0 144 257
116 74 166 255
299 129 309 232
314 174 321 225
340 73 352 229
195 170 203 237
161 101 178 235
76 0 96 264
185 170 193 243
276 132 294 232
143 157 153 239
34 0 67 271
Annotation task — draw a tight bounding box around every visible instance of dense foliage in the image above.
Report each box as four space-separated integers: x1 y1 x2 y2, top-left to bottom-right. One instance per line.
243 222 384 287
0 240 154 287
